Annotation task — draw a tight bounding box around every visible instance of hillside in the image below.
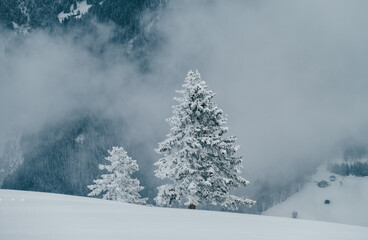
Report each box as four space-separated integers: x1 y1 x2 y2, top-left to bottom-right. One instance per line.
0 189 367 240
263 164 368 226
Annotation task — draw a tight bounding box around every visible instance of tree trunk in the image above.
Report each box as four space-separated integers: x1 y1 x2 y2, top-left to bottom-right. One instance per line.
188 204 196 209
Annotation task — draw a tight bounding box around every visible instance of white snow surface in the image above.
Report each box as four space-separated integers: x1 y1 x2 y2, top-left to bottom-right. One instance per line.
263 165 368 226
75 134 85 144
58 0 92 23
0 190 367 240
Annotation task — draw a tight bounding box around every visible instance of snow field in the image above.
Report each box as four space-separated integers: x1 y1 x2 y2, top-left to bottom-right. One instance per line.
263 165 368 226
1 190 367 240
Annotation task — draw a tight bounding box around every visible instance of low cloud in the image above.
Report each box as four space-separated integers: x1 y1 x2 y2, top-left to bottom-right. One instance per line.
152 0 368 182
1 0 368 194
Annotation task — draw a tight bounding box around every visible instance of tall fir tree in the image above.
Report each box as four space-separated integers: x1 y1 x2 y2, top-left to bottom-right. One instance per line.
88 146 147 204
154 70 255 210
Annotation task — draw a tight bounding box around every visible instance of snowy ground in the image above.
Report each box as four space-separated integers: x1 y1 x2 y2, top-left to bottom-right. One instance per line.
0 190 367 240
263 165 368 226
58 0 92 23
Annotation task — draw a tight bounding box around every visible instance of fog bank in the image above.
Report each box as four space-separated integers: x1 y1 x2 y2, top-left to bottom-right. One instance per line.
1 0 368 195
152 0 368 182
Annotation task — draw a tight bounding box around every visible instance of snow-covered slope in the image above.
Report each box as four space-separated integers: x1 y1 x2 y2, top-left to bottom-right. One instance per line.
263 165 368 226
0 190 367 240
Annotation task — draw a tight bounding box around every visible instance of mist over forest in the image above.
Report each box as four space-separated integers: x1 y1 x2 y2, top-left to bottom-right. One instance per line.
1 0 368 213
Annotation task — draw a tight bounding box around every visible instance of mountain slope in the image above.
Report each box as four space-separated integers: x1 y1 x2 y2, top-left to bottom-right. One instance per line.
0 0 164 68
0 0 164 199
1 116 126 196
0 0 163 30
263 164 368 226
0 189 367 240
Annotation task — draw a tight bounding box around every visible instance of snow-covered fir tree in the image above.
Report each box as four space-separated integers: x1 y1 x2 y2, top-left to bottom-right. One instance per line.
88 146 147 204
154 70 255 210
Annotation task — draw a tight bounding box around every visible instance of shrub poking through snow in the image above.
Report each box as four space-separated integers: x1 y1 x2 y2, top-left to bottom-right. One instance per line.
317 180 329 188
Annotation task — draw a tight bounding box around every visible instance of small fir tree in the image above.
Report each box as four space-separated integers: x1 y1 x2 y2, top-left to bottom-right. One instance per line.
154 70 255 210
88 146 147 204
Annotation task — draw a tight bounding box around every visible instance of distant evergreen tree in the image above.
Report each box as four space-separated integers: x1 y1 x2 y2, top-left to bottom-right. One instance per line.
0 136 24 187
154 70 255 210
328 161 368 177
88 146 147 204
